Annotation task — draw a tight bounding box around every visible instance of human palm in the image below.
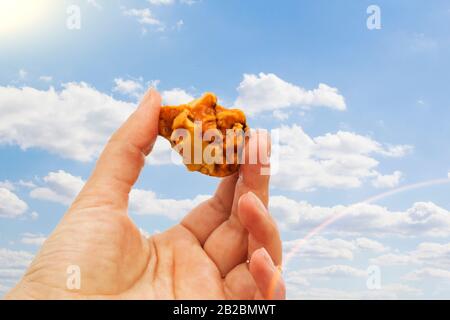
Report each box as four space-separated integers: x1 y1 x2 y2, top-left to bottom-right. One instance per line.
6 90 284 300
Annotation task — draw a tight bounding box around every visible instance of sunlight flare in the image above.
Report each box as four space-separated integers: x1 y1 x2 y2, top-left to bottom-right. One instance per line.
0 0 54 35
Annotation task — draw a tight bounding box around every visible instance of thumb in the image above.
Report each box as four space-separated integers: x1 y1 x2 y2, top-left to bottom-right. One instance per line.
74 88 161 211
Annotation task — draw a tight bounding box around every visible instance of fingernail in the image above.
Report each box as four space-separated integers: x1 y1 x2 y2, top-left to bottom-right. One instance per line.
138 88 155 109
247 191 268 214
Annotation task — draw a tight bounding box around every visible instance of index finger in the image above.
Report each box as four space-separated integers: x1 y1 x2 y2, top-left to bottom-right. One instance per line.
73 89 162 211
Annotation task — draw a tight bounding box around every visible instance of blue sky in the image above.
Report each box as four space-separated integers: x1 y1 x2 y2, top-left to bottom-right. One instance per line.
1 0 450 299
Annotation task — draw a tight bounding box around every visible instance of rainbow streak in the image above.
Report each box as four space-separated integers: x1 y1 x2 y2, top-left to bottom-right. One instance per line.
284 177 450 267
268 178 450 297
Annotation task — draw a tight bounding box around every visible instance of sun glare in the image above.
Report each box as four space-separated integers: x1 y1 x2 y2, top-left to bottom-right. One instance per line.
0 0 55 36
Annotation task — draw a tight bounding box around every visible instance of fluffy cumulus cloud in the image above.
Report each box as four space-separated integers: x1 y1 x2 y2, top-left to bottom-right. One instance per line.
278 201 450 299
0 83 135 162
289 265 368 280
29 170 208 220
148 0 175 5
285 263 422 299
354 237 388 253
112 78 193 105
0 248 33 269
271 125 412 191
161 88 194 105
284 237 356 260
30 170 85 206
122 8 162 26
39 75 53 83
234 73 346 114
284 236 388 261
271 197 450 238
122 0 198 33
371 241 450 268
86 0 102 10
0 180 15 191
0 82 176 164
113 78 144 97
0 81 410 193
0 188 28 218
20 233 47 246
0 248 34 295
286 282 421 300
372 171 403 189
403 268 450 282
370 253 415 266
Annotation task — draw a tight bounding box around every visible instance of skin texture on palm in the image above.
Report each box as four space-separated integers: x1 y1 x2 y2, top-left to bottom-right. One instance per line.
5 89 285 300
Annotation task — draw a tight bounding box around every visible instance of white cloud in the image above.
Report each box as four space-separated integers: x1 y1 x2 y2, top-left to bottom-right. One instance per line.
354 237 388 253
20 233 46 246
404 268 450 282
0 81 197 164
272 110 289 121
161 88 194 105
0 82 135 162
0 180 15 191
30 170 85 206
370 253 416 266
147 137 180 165
175 19 184 30
123 8 162 26
371 241 450 268
113 77 144 97
0 284 9 295
372 171 403 189
271 125 412 191
17 180 36 188
87 0 102 10
139 228 151 239
290 265 368 279
0 248 34 295
286 278 421 300
122 0 195 32
18 69 27 80
0 248 33 269
284 237 356 260
285 272 310 287
376 283 422 297
148 0 174 5
1 81 409 185
412 242 450 266
287 286 357 300
284 236 388 261
0 269 25 280
0 188 28 218
234 73 346 115
271 196 450 238
39 75 53 83
382 144 414 158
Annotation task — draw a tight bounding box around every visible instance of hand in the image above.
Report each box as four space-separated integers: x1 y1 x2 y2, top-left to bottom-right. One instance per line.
5 89 285 300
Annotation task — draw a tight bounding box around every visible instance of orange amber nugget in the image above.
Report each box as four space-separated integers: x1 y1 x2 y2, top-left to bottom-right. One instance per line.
158 93 249 177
